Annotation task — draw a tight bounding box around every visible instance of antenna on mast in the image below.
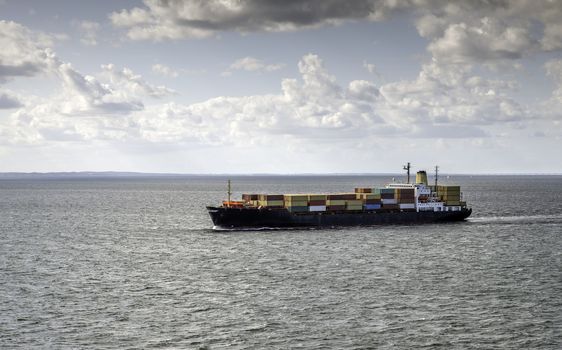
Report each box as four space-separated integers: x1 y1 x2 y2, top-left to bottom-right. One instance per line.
403 162 411 184
434 166 439 189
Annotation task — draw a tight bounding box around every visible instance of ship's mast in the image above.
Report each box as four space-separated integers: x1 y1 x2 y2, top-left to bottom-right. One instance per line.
434 165 439 189
227 179 232 207
403 162 411 184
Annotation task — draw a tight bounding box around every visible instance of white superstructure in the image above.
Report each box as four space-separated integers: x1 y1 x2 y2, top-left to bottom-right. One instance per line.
385 181 462 212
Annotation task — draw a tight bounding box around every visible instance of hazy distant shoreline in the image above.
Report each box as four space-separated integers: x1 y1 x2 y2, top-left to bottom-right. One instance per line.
0 172 560 179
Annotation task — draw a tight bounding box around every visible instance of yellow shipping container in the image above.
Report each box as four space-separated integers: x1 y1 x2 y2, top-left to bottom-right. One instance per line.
284 194 309 201
356 193 381 200
327 199 346 206
259 200 284 207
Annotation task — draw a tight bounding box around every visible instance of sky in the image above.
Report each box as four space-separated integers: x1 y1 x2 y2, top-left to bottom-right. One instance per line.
0 0 561 174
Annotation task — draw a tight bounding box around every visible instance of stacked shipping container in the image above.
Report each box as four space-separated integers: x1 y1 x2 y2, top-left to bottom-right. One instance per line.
240 185 461 213
437 185 461 205
355 188 382 210
395 188 416 210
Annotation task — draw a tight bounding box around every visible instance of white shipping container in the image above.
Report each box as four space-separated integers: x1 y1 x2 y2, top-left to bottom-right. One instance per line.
309 205 327 212
381 198 398 204
399 203 416 209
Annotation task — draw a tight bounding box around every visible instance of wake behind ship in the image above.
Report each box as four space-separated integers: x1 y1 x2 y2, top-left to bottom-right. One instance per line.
207 165 471 229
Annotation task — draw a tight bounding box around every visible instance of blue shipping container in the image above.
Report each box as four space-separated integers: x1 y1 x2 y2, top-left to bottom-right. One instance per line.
365 204 381 210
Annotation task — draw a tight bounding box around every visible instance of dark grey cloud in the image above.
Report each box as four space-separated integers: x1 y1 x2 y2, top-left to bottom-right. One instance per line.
176 0 377 30
110 0 562 66
0 62 42 80
110 0 406 40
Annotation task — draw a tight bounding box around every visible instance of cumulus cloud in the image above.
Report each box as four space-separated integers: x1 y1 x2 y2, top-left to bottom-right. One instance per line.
57 63 144 115
8 53 534 151
7 54 388 146
380 60 526 126
100 63 175 98
226 56 285 74
7 61 175 120
414 1 562 65
0 20 59 81
427 19 535 65
0 20 178 148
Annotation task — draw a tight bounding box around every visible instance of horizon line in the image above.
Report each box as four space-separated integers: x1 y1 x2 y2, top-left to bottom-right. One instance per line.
0 171 561 177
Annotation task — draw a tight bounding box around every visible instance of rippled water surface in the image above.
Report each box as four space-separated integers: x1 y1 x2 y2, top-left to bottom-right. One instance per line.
1 175 561 349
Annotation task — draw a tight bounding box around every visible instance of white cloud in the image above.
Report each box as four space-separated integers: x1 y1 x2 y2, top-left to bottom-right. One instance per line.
57 63 144 116
152 63 179 78
8 53 533 151
227 56 285 74
0 20 177 147
101 64 175 98
10 61 175 120
78 20 100 46
0 20 59 81
427 19 535 65
379 60 526 127
5 54 387 146
412 1 562 66
3 47 560 172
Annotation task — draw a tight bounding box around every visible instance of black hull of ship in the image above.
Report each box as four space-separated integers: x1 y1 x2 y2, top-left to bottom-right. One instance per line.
207 206 472 229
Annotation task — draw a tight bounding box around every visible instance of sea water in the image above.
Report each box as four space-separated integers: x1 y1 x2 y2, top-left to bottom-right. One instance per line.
1 175 561 349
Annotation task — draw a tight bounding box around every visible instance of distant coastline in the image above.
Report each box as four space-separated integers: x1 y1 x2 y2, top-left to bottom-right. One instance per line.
0 172 560 180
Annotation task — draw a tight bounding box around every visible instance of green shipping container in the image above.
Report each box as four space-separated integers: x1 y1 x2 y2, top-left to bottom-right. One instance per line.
309 194 328 201
346 205 363 211
286 206 309 212
259 200 284 207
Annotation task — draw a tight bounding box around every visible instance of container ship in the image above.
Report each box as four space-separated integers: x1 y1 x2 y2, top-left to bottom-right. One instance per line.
207 164 472 229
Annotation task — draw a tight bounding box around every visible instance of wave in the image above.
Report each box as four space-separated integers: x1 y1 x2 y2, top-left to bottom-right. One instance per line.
212 225 316 232
468 213 562 224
